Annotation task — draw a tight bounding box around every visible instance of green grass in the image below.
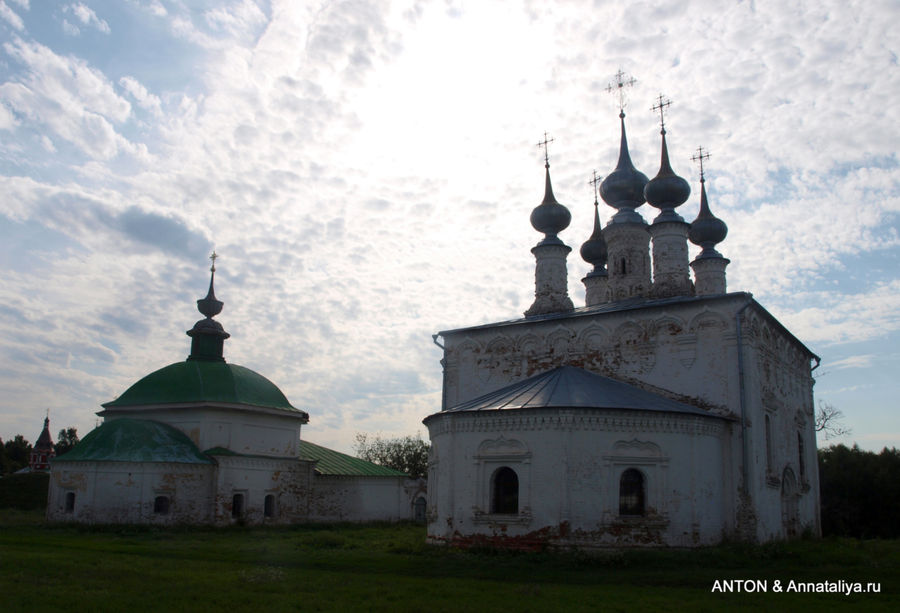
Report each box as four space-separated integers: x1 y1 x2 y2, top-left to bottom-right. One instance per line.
1 510 897 612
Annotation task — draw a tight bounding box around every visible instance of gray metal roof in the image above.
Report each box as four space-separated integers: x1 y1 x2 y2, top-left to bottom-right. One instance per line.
441 366 723 418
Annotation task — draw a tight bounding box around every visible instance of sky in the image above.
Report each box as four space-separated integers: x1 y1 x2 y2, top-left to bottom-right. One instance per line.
0 0 898 455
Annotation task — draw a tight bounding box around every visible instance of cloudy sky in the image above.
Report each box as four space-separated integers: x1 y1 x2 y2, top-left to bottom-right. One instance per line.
1 0 897 454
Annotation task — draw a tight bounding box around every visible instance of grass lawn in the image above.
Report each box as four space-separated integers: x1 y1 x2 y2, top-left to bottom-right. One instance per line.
1 509 897 612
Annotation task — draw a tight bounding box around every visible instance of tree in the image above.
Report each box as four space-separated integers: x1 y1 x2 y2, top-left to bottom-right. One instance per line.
819 444 900 538
354 433 430 479
3 435 32 473
55 427 79 457
815 400 851 440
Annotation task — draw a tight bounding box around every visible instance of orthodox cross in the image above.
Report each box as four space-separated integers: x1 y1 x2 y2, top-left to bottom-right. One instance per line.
691 147 710 180
606 69 636 111
536 131 554 165
589 169 602 203
651 94 672 132
209 250 218 272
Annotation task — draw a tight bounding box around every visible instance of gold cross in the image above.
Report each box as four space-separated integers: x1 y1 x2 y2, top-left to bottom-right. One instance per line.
209 250 218 272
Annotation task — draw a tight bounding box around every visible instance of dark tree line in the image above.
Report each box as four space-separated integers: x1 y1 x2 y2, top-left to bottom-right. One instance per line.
819 444 900 538
0 428 79 474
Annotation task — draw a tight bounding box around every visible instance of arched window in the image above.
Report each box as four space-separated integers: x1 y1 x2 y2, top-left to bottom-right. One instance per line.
798 432 805 480
264 494 275 518
491 467 519 514
620 257 628 275
765 415 773 471
232 493 244 519
413 497 426 522
619 468 645 516
65 492 75 513
154 496 170 515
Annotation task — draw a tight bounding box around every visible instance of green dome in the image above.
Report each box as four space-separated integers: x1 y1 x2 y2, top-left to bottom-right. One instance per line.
103 360 300 413
53 419 212 464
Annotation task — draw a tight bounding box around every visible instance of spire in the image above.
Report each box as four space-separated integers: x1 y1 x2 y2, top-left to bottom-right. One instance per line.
688 148 728 257
529 133 572 244
599 111 649 222
688 148 730 296
644 95 690 222
580 171 607 272
187 251 230 362
525 134 573 316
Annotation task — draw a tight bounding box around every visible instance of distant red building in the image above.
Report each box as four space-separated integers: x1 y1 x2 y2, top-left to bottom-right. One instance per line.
29 417 55 472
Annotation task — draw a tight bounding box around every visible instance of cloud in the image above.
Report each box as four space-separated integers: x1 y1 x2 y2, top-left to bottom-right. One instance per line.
63 3 110 34
0 0 898 454
118 76 162 117
0 1 24 31
1 37 137 159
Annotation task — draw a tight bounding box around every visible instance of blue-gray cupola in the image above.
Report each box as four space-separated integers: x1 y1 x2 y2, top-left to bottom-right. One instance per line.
187 253 230 361
580 191 610 307
688 154 730 295
600 112 649 223
530 161 572 245
599 110 652 301
644 127 691 222
688 175 728 257
645 96 693 298
525 146 574 316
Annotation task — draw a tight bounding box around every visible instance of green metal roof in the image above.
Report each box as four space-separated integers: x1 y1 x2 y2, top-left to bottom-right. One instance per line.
52 419 213 464
298 440 407 477
103 360 304 415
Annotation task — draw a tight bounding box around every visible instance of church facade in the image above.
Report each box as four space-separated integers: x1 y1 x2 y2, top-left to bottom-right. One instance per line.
47 262 425 525
424 101 820 548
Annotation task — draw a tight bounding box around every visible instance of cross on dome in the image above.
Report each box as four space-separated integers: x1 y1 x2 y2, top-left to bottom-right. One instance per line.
691 146 710 180
536 131 554 166
589 169 602 204
651 94 671 133
606 69 636 113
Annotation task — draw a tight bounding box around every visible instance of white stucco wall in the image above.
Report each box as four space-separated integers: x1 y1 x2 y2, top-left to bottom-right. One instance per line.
47 461 214 524
426 408 730 548
103 406 305 458
308 476 420 522
430 294 819 546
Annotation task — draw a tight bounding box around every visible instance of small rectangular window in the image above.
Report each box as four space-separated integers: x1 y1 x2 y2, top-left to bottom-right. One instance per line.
65 492 75 513
264 494 275 518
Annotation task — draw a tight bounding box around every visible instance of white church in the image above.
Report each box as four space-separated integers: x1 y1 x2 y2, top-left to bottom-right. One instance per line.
47 260 426 525
423 98 821 548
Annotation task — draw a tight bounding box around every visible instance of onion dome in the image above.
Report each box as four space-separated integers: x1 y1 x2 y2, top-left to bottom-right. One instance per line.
580 199 607 273
187 253 230 361
530 162 572 245
689 176 728 257
599 112 649 222
645 128 690 223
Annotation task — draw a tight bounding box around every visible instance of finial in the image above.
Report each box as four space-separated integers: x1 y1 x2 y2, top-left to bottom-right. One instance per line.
590 169 602 204
651 94 671 133
197 251 224 319
692 146 710 181
606 69 637 113
689 149 728 257
536 131 554 167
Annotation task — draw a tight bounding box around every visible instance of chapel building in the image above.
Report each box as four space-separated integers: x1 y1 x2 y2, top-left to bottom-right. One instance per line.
424 100 821 548
47 261 425 525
